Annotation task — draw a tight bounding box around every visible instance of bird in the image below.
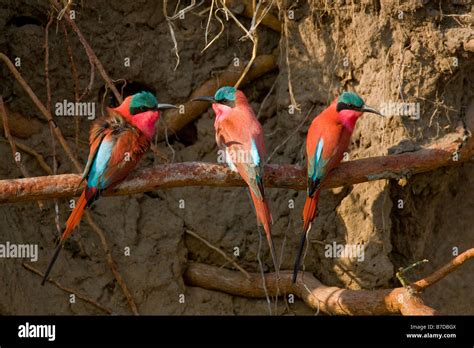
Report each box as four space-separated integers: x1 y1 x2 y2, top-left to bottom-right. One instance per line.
193 86 279 275
292 91 383 283
41 91 176 285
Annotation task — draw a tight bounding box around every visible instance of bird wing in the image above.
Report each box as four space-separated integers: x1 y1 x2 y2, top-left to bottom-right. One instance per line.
82 112 150 202
99 122 149 189
218 108 266 201
246 135 266 201
79 120 108 184
306 119 345 197
307 135 327 197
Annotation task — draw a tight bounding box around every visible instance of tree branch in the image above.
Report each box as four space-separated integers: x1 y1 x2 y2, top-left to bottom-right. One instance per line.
0 122 471 204
184 249 474 315
184 262 437 315
412 248 474 291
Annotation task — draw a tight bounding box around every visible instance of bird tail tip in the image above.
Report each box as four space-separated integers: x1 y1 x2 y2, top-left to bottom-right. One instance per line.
294 193 320 283
41 242 63 286
41 191 88 285
292 227 309 283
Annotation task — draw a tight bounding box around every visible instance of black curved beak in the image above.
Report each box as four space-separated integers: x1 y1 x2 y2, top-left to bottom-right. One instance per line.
157 103 178 110
361 104 383 116
192 96 216 103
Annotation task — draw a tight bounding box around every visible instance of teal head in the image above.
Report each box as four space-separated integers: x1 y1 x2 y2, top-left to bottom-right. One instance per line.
336 91 382 116
128 91 177 116
192 86 237 108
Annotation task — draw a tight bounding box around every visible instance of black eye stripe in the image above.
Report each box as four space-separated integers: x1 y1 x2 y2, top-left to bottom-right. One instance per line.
217 98 235 107
336 102 361 112
131 105 157 115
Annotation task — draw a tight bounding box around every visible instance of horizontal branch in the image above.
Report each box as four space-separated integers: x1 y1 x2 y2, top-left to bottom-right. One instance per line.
0 122 471 204
413 248 474 291
183 249 474 315
184 263 437 315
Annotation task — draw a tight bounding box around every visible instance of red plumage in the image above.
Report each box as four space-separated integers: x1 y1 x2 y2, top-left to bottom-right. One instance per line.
293 99 364 282
42 100 159 285
212 90 279 274
302 190 320 234
302 99 354 231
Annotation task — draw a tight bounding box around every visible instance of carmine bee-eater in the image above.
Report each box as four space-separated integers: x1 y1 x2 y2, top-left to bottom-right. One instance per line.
193 86 279 275
41 91 176 285
292 91 383 282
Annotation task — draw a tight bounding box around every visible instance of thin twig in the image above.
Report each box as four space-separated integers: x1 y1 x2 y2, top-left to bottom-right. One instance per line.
203 0 216 46
256 77 277 119
412 248 474 291
168 0 205 20
23 263 112 314
256 226 273 315
44 12 54 113
85 212 139 315
185 229 250 279
0 52 83 172
0 97 43 210
1 99 31 178
201 4 226 53
281 6 300 111
0 140 53 175
51 0 122 104
60 21 86 153
396 259 429 287
235 33 258 89
163 0 182 70
160 119 176 163
45 12 62 235
218 0 275 88
266 104 314 163
219 0 258 88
